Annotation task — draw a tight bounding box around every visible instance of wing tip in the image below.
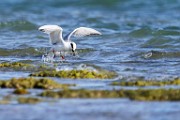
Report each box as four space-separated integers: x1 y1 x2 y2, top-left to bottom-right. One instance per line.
97 31 102 35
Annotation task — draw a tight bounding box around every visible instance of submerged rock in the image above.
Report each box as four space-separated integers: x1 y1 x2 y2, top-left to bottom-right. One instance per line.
30 69 117 79
0 77 73 89
18 97 42 104
0 62 33 70
13 88 29 95
0 62 117 79
40 89 180 101
0 62 55 71
0 95 43 104
111 78 180 86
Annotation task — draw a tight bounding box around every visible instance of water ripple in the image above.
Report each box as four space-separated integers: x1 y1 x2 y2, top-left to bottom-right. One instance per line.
0 20 37 31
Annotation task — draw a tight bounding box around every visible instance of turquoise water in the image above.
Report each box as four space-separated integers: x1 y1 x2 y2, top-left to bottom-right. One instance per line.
0 0 180 120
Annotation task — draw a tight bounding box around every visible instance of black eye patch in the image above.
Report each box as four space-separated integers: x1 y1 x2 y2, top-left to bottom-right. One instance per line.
70 43 74 50
70 43 75 55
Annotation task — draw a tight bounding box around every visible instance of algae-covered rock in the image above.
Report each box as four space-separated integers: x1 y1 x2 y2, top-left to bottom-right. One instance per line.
0 62 33 70
30 69 117 79
13 88 29 95
0 62 55 72
0 77 73 89
111 78 180 87
18 97 42 104
0 95 42 104
39 89 180 101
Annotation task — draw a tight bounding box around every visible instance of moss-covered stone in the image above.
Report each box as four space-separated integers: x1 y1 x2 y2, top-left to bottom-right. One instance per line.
111 78 180 87
13 88 29 95
17 97 42 104
0 62 55 71
0 62 33 69
0 95 43 104
0 62 116 79
0 77 73 89
39 89 180 101
30 69 117 79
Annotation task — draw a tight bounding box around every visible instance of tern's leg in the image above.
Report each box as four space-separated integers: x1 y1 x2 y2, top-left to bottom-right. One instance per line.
61 55 65 60
60 51 65 60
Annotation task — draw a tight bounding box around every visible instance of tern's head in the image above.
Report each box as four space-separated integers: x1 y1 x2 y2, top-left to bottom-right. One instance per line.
38 25 62 34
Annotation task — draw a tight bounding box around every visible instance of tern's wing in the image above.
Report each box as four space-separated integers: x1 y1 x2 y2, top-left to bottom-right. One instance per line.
49 30 62 44
39 25 62 45
64 27 101 41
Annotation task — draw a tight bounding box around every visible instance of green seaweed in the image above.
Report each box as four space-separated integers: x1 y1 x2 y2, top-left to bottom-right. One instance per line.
13 88 29 95
0 62 55 71
0 77 73 89
39 89 180 101
30 69 117 79
111 78 180 86
0 95 42 104
17 97 42 104
0 62 33 70
0 62 117 79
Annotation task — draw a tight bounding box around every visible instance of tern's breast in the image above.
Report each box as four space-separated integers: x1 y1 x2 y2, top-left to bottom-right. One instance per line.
63 42 72 50
52 44 64 51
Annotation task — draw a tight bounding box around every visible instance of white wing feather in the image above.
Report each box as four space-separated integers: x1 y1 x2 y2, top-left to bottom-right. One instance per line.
39 25 62 44
64 27 101 40
49 31 61 44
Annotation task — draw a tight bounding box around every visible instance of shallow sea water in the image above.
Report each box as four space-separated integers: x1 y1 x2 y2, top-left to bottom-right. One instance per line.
0 0 180 120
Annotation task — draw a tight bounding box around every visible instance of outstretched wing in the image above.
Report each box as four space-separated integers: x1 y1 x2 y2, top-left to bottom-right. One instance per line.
39 25 62 45
64 27 101 41
49 30 62 45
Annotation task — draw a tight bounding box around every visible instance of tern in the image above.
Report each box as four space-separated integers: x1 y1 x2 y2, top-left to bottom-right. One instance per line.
38 25 101 59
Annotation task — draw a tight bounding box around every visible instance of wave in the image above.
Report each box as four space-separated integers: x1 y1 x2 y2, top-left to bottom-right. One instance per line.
0 47 94 58
129 28 153 38
141 36 179 49
0 47 44 57
0 20 37 31
142 50 180 59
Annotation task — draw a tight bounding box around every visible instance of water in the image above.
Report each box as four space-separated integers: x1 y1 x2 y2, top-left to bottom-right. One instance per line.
0 0 180 120
1 99 180 120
